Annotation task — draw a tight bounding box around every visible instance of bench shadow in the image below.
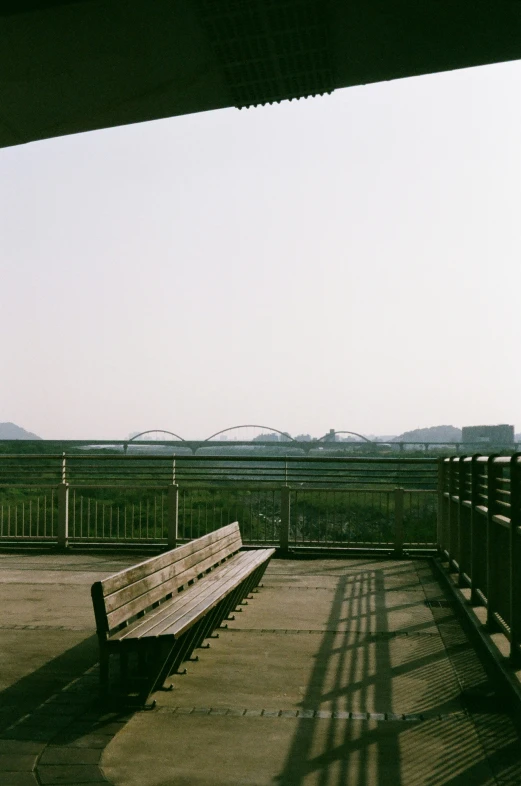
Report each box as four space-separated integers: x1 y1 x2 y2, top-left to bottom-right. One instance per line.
274 563 521 786
0 634 99 734
0 633 135 769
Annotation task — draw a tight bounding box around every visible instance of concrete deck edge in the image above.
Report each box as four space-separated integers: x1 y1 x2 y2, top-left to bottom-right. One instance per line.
432 556 521 722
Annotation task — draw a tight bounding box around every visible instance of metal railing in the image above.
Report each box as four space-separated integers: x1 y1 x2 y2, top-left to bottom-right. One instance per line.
0 488 58 540
0 454 438 552
439 454 521 662
0 453 438 487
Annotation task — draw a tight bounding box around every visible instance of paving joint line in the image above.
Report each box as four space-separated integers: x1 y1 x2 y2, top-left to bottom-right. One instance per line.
0 624 93 631
264 585 426 592
223 627 442 637
155 706 470 722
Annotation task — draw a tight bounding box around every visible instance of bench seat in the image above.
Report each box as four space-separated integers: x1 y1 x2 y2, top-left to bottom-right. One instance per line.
91 522 275 705
110 548 272 642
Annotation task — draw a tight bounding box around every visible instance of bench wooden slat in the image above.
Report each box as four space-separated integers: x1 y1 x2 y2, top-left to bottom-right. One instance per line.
114 549 272 641
107 546 244 630
101 522 240 595
104 530 242 622
162 550 273 638
152 549 272 639
112 551 265 641
104 534 243 631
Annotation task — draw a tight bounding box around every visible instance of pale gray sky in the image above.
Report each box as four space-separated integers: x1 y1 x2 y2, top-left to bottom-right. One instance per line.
1 60 520 440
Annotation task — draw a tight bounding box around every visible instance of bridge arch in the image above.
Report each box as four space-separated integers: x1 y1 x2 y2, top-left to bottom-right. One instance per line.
128 430 186 442
317 430 372 443
205 425 297 442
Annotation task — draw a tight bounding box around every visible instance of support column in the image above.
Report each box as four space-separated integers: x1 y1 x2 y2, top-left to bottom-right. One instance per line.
509 455 521 662
168 484 179 549
436 459 445 552
280 486 290 554
394 488 404 557
486 456 500 631
469 455 482 605
57 484 69 549
57 454 69 549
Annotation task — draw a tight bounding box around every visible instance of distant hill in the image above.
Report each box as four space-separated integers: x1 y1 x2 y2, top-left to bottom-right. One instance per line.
394 425 461 443
0 422 41 440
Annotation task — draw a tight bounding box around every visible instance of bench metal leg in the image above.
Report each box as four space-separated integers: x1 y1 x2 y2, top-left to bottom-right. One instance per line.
236 566 262 609
99 644 110 698
134 636 179 707
188 604 224 655
169 619 206 674
119 649 130 693
216 585 244 629
147 636 179 696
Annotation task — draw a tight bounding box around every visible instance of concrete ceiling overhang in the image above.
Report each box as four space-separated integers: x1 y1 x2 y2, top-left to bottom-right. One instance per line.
1 0 520 148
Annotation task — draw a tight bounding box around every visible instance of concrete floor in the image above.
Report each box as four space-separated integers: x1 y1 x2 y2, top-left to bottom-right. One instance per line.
1 552 521 785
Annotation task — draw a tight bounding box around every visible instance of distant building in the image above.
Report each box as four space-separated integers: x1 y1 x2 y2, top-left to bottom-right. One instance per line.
461 424 514 445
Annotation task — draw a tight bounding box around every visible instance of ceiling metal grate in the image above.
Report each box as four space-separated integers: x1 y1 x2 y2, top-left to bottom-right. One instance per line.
196 0 334 108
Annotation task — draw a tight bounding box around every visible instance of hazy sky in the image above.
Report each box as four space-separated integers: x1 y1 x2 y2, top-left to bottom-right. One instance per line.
1 60 520 440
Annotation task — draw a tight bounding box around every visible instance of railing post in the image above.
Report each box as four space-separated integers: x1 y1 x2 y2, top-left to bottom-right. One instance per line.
57 454 69 550
486 455 500 631
457 456 467 586
509 455 521 662
437 459 445 552
447 456 458 570
394 488 404 557
168 484 179 549
280 486 290 554
470 455 481 605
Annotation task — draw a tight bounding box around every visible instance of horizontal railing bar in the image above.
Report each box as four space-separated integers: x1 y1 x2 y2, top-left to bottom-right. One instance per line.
0 483 61 489
58 467 436 480
446 455 518 464
1 453 439 463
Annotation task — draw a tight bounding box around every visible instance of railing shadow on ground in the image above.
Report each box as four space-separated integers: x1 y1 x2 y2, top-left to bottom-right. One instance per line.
274 563 521 786
274 569 401 786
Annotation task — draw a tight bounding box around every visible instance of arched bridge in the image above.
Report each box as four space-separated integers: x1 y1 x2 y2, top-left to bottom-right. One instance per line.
205 425 296 442
129 430 187 442
317 430 372 443
123 425 377 455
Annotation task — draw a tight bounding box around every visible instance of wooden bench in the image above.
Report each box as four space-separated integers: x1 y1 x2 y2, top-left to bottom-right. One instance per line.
91 522 275 706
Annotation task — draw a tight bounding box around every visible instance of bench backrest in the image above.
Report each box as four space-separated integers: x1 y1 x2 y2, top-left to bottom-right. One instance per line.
91 522 243 637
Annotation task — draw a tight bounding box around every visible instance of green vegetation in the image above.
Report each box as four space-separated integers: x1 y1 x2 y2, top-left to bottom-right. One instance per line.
0 485 437 546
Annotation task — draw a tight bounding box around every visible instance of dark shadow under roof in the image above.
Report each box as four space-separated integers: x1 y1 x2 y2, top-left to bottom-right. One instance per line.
1 0 520 148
